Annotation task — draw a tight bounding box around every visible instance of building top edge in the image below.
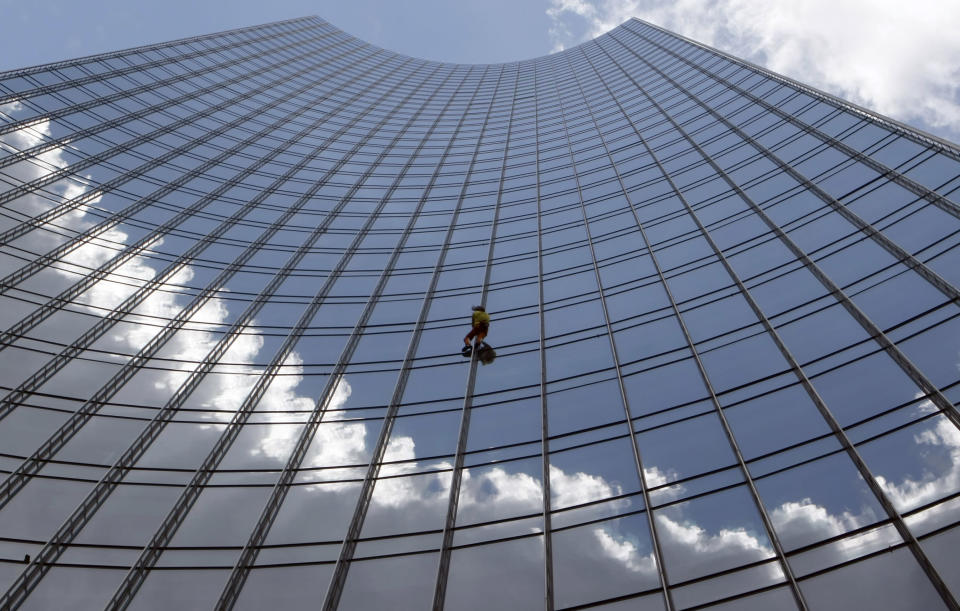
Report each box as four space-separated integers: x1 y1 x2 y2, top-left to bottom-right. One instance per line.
0 14 637 79
0 16 321 81
1 13 956 155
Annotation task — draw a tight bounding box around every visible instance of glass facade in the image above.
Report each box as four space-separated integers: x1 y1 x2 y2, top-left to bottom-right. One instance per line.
1 14 959 610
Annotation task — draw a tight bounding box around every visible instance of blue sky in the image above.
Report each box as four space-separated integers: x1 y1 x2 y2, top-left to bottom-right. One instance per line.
2 0 959 143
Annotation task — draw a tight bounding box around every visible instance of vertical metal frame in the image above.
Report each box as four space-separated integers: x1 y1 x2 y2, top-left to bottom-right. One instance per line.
0 28 336 208
570 41 811 608
0 44 433 611
0 33 355 254
426 63 531 611
588 33 960 610
1 15 959 611
217 59 502 609
319 61 519 611
558 47 756 609
0 42 383 431
219 62 499 610
0 17 319 85
531 59 557 611
103 59 474 611
0 21 329 139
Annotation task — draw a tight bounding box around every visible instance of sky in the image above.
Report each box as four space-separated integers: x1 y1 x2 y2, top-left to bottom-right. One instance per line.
1 0 959 144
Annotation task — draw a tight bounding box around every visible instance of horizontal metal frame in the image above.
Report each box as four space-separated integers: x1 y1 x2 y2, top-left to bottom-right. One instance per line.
320 63 512 611
0 29 336 174
0 44 426 611
549 52 679 611
0 17 322 81
0 38 367 265
0 16 958 611
0 44 380 432
104 59 469 611
592 32 959 610
0 40 364 265
0 46 419 514
217 62 487 609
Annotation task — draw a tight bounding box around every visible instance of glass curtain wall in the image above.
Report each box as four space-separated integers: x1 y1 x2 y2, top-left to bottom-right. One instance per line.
0 15 959 611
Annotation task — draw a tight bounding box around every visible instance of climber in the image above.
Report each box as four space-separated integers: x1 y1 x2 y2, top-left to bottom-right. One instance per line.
462 305 490 357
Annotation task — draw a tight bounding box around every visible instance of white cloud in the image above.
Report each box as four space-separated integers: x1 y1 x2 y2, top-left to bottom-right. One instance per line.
248 372 356 466
545 0 960 140
769 498 869 550
643 465 671 487
656 511 774 569
550 464 622 507
593 527 657 573
876 416 960 515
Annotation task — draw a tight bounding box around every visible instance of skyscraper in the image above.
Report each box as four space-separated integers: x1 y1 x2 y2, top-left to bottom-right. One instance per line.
0 13 959 610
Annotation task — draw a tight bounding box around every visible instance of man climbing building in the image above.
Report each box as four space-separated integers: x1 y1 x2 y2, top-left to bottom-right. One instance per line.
462 305 490 357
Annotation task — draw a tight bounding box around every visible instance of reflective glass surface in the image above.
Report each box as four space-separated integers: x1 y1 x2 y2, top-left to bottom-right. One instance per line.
0 14 959 611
